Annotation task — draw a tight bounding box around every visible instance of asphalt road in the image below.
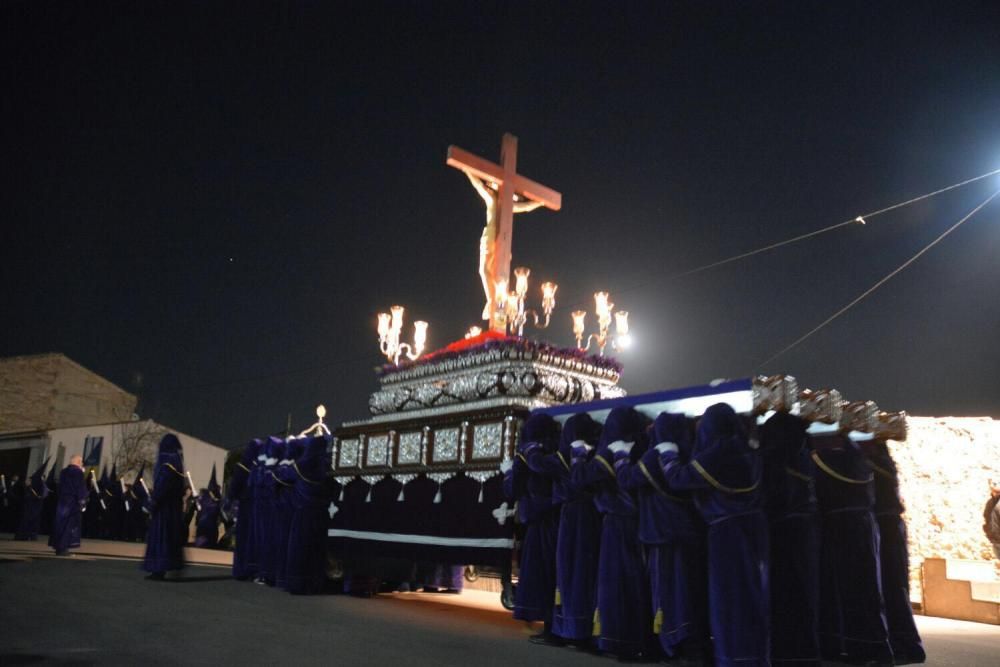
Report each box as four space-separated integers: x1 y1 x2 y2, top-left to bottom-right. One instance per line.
1 553 998 666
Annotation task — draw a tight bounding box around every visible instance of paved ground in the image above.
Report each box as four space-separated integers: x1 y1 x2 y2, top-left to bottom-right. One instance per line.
2 537 998 666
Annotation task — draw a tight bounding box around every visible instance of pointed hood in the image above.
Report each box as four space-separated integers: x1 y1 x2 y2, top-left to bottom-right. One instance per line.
241 439 263 467
653 412 695 460
45 462 58 490
154 433 184 480
519 413 560 454
131 463 149 504
558 412 601 460
296 434 331 481
30 457 50 494
598 406 649 461
265 436 285 465
208 464 221 497
99 465 109 489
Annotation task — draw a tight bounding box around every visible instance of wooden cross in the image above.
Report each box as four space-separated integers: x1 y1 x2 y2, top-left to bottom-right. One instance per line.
447 133 562 328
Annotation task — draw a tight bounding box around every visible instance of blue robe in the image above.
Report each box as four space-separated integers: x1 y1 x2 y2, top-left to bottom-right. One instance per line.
505 413 561 625
254 437 282 583
811 434 892 664
260 438 288 585
272 439 302 588
623 413 707 659
866 440 925 663
576 407 651 658
194 490 221 548
551 414 603 642
48 466 87 553
284 436 331 594
659 403 769 667
143 436 187 573
760 412 820 666
228 440 260 579
15 480 48 540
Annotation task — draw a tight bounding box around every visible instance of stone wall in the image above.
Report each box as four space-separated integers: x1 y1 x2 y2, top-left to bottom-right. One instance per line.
0 353 137 434
892 417 1000 602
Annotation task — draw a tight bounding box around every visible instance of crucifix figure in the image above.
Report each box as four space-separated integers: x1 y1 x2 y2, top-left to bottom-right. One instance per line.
447 133 562 332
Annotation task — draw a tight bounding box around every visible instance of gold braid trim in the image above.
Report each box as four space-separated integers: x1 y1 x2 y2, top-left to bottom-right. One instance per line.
517 453 529 465
638 461 690 502
810 451 873 485
556 451 570 472
867 461 895 480
691 460 759 494
270 470 293 487
785 466 812 482
163 463 186 478
236 462 252 473
293 462 321 486
594 455 615 477
29 487 40 498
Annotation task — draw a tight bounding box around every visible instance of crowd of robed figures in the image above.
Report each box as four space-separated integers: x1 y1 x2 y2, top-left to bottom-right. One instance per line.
6 453 227 551
502 404 926 667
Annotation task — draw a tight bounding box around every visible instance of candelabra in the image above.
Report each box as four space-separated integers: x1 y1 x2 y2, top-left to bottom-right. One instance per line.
572 291 631 356
376 305 428 365
493 267 557 337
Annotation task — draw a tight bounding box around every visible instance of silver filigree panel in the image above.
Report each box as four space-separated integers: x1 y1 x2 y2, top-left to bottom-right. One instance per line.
339 438 359 468
366 434 389 467
433 427 460 462
397 431 422 465
472 422 503 460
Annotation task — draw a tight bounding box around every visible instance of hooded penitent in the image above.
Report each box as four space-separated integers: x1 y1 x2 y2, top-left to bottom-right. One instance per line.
810 430 892 664
284 435 332 594
15 457 51 540
551 412 603 641
195 463 223 549
572 406 650 658
143 434 187 574
229 439 261 580
48 460 88 554
255 436 285 584
501 413 561 629
272 439 300 588
125 464 150 542
657 402 769 667
619 412 707 659
759 411 821 667
42 458 59 535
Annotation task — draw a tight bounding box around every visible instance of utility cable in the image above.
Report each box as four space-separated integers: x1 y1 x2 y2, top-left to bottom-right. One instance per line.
756 187 1000 369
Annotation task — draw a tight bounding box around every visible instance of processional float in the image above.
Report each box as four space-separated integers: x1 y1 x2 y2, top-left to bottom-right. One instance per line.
325 134 906 606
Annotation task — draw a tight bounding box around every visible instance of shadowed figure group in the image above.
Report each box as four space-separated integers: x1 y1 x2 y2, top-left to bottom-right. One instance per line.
503 403 924 666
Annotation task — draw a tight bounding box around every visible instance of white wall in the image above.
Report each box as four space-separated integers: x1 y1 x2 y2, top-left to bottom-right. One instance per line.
45 420 228 490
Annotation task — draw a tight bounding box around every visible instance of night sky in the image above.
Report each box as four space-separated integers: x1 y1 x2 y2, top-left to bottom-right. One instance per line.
4 2 1000 448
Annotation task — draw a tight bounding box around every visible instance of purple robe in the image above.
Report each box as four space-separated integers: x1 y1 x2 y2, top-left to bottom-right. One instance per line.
811 434 892 664
760 412 821 666
273 438 304 588
143 434 187 573
551 413 603 641
254 437 283 583
16 465 50 541
864 440 925 664
622 413 707 660
228 440 260 579
194 491 221 547
575 407 651 658
48 466 87 553
284 435 331 594
659 403 769 667
505 413 561 624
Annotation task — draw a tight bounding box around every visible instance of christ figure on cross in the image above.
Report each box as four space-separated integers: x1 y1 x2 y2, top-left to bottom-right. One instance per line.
465 172 544 320
447 133 562 332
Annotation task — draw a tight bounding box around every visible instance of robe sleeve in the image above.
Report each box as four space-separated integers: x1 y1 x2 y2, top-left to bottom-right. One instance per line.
151 467 182 505
612 449 647 492
522 448 568 479
658 449 712 492
274 464 297 486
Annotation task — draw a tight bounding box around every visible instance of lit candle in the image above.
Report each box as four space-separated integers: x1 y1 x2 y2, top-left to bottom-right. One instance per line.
572 310 587 337
513 267 530 297
594 292 611 318
390 305 405 333
614 310 629 335
541 282 557 312
413 320 428 353
377 312 391 338
494 279 508 307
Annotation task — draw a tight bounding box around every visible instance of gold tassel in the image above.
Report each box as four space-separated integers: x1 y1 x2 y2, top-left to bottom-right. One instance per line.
653 609 663 634
554 588 561 606
592 608 601 636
